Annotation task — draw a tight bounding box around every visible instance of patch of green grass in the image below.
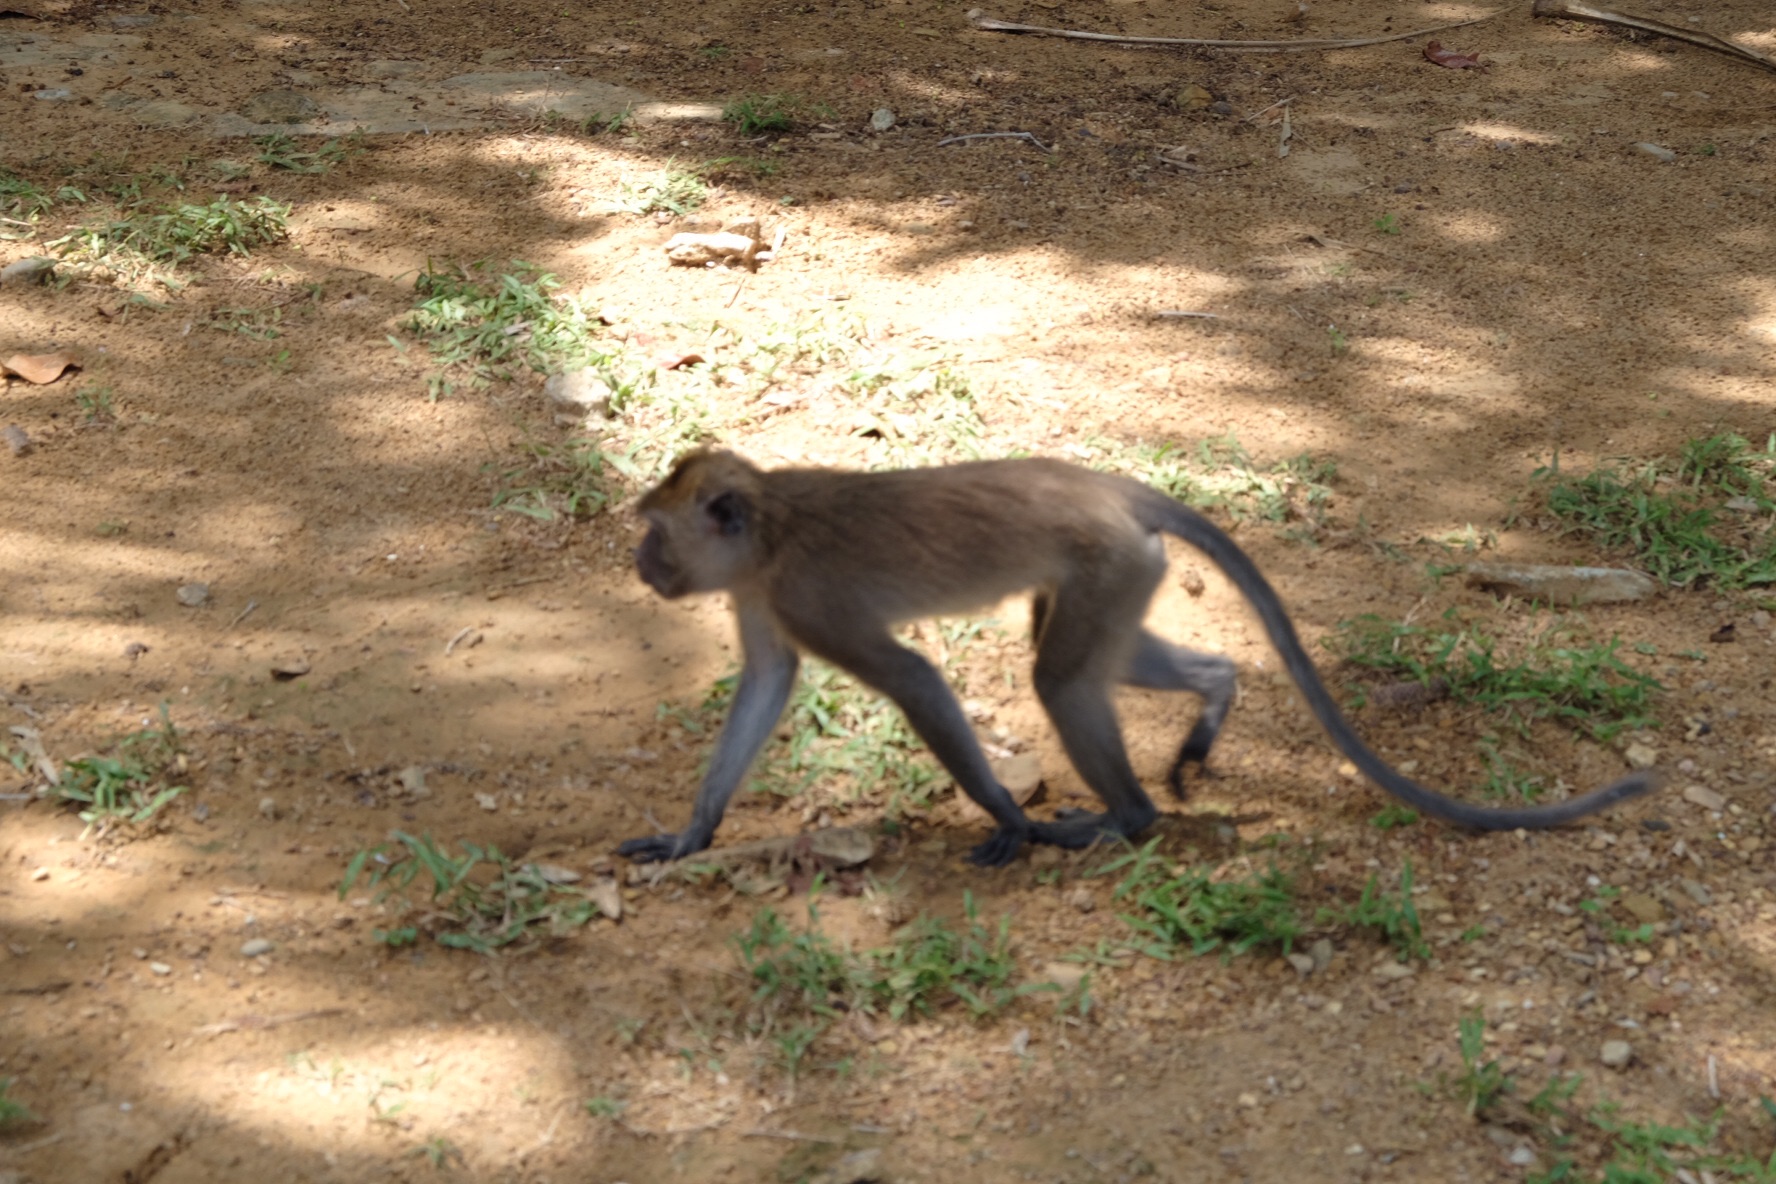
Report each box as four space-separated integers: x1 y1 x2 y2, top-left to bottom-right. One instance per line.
1453 1012 1510 1117
584 1095 628 1119
1 169 86 234
0 1077 32 1127
1373 212 1401 234
1327 324 1350 355
487 435 618 522
601 161 709 216
1369 803 1419 830
1330 607 1660 743
339 832 608 953
1096 434 1338 534
1536 434 1776 589
723 93 810 136
1576 886 1657 946
75 384 117 424
207 306 284 339
47 195 289 285
1097 839 1302 960
737 896 1041 1078
404 260 645 392
53 703 187 839
253 132 360 173
1321 860 1428 962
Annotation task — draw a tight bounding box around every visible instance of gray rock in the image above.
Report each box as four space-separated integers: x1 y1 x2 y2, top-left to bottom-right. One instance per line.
0 257 56 286
131 99 204 127
1600 1040 1633 1069
33 88 74 101
1634 142 1677 163
240 938 275 957
870 107 896 132
1682 784 1726 812
175 582 211 607
543 369 613 416
238 89 320 124
1464 562 1656 605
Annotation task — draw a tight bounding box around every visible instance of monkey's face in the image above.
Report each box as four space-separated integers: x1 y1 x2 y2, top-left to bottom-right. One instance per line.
634 488 752 599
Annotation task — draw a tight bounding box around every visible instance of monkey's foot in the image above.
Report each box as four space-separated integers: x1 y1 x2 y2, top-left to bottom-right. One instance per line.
617 833 703 863
1032 811 1131 850
1166 734 1216 800
966 825 1030 868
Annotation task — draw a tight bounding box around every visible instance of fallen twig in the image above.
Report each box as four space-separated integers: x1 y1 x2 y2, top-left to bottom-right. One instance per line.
444 625 479 656
938 131 1052 152
194 1007 345 1036
1154 310 1220 319
227 599 258 629
1532 0 1776 74
969 10 1502 52
744 1128 842 1144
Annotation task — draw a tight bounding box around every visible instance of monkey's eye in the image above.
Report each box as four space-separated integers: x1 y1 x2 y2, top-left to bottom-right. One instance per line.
704 491 747 537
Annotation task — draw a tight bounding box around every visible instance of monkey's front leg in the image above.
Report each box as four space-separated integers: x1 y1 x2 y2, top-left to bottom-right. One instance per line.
618 608 799 862
806 635 1034 867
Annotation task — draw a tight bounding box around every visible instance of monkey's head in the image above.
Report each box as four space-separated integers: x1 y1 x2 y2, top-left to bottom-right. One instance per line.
634 450 763 599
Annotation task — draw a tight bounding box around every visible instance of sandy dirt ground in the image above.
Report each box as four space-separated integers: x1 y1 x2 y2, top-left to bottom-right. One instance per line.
2 0 1775 1180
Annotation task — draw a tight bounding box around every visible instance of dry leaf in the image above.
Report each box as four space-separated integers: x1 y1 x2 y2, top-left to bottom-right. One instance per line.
1 351 79 384
1423 40 1485 70
1175 83 1213 111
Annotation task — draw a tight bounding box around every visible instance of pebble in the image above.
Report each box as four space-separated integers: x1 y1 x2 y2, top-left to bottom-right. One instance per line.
1624 742 1657 770
1682 785 1726 811
1634 142 1677 163
1374 960 1414 981
149 961 171 976
1600 1040 1633 1069
1064 886 1095 914
869 107 895 132
1286 951 1316 976
176 582 211 607
1042 961 1088 990
1680 878 1711 906
3 426 31 457
240 939 275 958
30 867 50 881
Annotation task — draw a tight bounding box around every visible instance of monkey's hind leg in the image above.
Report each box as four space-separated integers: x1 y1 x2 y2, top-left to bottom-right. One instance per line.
1027 571 1165 851
1122 632 1237 799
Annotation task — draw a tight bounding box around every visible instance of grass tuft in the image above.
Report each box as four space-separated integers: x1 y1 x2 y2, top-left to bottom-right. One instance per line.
338 832 608 953
1536 433 1776 589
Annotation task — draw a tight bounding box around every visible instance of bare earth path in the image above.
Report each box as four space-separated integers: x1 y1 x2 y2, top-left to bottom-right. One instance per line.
2 0 1774 1181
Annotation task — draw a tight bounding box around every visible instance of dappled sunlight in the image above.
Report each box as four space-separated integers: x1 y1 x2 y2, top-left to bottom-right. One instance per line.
1457 122 1564 147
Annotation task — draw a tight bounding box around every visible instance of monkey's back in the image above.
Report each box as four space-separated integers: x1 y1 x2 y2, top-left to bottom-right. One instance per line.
754 458 1154 624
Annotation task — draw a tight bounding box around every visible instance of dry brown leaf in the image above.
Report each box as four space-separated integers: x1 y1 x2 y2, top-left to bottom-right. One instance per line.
1 351 79 384
1423 40 1485 70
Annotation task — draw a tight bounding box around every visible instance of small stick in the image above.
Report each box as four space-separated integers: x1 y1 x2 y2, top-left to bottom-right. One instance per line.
1532 0 1776 74
1707 1054 1720 1099
227 599 259 629
444 625 478 655
938 131 1052 153
969 10 1503 52
726 273 748 309
744 1128 842 1144
1245 96 1295 123
1154 310 1220 319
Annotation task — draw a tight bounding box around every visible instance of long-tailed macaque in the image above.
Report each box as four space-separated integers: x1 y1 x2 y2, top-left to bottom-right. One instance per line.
618 450 1659 867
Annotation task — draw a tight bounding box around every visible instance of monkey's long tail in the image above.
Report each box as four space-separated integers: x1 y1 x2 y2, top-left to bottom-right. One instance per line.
1144 495 1661 829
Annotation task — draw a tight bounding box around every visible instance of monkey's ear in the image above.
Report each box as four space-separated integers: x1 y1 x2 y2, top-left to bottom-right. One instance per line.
704 490 749 537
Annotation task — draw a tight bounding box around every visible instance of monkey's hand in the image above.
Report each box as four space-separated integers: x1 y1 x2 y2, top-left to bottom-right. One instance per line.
617 832 710 863
966 825 1031 868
